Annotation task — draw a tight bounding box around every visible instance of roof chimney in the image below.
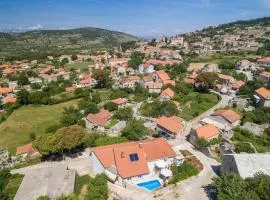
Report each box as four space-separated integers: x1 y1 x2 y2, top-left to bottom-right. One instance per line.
121 152 125 158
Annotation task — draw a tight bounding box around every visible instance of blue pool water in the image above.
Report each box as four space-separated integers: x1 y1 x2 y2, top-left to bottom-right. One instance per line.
137 179 161 191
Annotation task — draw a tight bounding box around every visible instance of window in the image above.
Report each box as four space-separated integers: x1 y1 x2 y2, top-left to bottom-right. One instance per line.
129 153 139 161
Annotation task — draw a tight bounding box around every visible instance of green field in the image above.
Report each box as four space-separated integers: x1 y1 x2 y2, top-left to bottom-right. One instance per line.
0 99 80 154
178 92 219 121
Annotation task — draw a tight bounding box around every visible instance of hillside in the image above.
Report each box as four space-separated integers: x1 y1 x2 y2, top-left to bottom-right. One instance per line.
0 27 139 60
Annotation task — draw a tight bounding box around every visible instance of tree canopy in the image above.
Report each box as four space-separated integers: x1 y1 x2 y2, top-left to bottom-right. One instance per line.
121 120 149 140
128 51 145 69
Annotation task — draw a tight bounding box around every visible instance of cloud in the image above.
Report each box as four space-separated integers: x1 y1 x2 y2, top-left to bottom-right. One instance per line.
28 24 43 30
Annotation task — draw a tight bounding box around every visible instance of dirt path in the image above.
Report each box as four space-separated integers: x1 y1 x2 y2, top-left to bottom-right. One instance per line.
79 184 88 200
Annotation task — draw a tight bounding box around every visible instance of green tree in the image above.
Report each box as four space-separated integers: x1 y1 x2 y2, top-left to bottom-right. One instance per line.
114 107 133 121
92 69 112 88
122 120 149 140
57 125 86 151
29 132 36 141
16 89 30 105
128 51 145 69
61 58 69 65
103 102 118 112
84 102 99 114
196 72 219 92
212 173 248 200
17 73 30 86
85 174 108 200
71 54 78 61
33 134 61 155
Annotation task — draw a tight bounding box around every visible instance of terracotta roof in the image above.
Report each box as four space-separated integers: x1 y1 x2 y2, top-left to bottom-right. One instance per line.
184 78 195 85
163 79 176 86
255 87 270 99
142 75 153 82
212 109 241 123
160 88 174 98
86 108 111 126
195 124 220 139
65 86 77 92
16 143 35 155
91 138 175 178
154 70 170 81
260 71 270 78
232 80 245 90
156 116 183 135
218 74 234 81
3 97 17 104
0 87 13 94
146 82 163 89
119 76 140 84
111 98 128 105
257 57 270 63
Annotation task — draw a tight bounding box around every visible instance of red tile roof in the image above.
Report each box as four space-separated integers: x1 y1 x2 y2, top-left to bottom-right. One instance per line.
3 97 17 104
65 86 77 92
146 82 163 89
156 116 183 135
154 70 170 81
212 109 241 123
16 143 35 155
111 98 128 105
195 124 220 140
86 108 111 126
160 88 174 98
91 138 175 178
255 87 270 99
0 88 13 94
260 71 270 78
232 80 245 90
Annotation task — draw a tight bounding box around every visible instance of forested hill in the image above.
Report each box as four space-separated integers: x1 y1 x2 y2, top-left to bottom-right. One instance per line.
0 27 139 60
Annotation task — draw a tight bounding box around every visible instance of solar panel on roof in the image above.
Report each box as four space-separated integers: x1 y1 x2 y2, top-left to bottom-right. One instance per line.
129 153 139 161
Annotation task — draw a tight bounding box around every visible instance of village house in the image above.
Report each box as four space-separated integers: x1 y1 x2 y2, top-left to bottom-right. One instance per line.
156 116 184 139
16 143 40 159
218 74 235 85
170 35 184 46
202 64 220 73
152 70 175 86
3 97 17 104
259 71 270 84
146 82 163 94
159 88 174 101
0 87 13 97
189 124 220 146
257 57 270 68
77 74 97 88
111 64 127 77
232 80 245 90
85 108 112 132
111 98 128 108
140 75 153 88
221 154 270 179
138 63 155 74
90 138 179 186
201 109 241 131
119 76 140 89
65 85 77 92
109 57 129 66
254 87 270 107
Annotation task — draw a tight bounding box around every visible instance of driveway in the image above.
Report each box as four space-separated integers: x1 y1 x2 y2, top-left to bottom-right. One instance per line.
154 142 219 200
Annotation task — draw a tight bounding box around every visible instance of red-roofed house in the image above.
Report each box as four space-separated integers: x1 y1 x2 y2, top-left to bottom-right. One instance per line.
111 98 128 108
189 124 220 146
232 80 245 90
152 70 170 84
138 63 155 74
90 138 177 185
3 97 17 104
16 143 40 159
159 88 174 101
85 109 112 131
257 57 270 68
259 71 270 84
146 82 163 94
254 87 270 107
156 116 184 139
119 76 140 89
211 109 241 126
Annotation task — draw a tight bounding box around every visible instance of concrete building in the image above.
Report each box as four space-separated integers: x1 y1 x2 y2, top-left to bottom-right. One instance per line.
156 116 184 139
221 154 270 178
14 166 75 200
254 87 270 107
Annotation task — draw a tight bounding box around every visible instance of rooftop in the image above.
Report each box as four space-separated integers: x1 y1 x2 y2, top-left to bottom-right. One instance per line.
255 87 270 99
156 116 183 135
86 108 111 126
195 124 220 139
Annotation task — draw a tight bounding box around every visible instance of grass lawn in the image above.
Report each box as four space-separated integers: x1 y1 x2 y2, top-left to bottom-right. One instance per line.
65 62 93 70
105 118 119 129
51 91 75 101
178 92 219 121
74 175 91 196
95 89 112 101
4 174 24 200
0 99 80 154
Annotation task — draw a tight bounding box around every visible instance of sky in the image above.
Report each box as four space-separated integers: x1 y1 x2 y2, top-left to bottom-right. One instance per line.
1 0 270 36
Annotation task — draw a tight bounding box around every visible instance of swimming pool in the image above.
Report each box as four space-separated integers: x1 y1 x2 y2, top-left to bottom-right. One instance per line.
137 179 161 191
